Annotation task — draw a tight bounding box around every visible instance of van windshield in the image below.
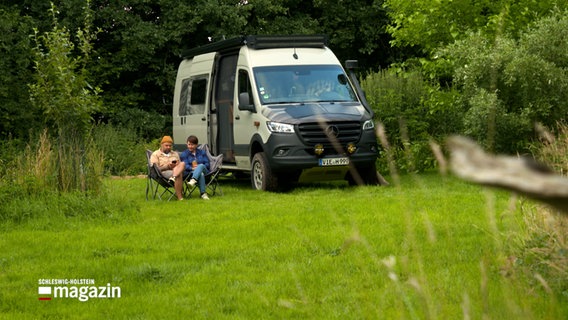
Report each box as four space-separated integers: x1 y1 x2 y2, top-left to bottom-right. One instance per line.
253 65 358 104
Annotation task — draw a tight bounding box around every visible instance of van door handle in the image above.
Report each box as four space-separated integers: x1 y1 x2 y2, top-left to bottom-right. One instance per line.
235 115 240 120
201 117 206 121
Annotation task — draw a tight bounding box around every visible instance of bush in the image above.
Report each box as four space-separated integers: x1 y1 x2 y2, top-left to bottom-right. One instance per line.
107 107 169 141
463 88 531 152
362 69 463 173
443 10 568 154
91 124 149 176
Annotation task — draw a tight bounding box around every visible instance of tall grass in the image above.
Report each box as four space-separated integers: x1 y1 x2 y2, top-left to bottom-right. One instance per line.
517 204 568 295
517 122 568 298
533 122 568 176
3 130 104 196
0 130 131 225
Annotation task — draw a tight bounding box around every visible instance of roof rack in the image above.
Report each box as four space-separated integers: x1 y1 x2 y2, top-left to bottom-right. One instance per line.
182 35 328 59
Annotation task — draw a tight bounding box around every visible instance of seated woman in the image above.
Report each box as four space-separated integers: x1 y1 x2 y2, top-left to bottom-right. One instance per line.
180 135 211 200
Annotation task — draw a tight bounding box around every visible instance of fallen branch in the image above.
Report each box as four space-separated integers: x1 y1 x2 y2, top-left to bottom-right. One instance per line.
447 136 568 214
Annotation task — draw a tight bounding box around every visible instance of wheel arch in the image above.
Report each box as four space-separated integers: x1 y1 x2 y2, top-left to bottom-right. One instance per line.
249 134 265 162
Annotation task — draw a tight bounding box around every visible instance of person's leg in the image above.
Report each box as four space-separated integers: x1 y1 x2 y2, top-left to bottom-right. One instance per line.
174 178 183 200
191 164 206 179
161 170 183 200
198 172 206 194
190 164 209 198
172 162 186 200
173 162 185 178
169 162 185 180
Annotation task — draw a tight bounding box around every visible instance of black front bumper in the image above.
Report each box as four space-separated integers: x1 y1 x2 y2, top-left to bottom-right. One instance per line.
263 130 378 172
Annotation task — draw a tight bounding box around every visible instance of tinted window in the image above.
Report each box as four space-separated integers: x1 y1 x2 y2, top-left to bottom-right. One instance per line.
179 77 208 116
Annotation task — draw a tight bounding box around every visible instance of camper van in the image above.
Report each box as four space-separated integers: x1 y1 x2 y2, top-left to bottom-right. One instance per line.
173 35 379 191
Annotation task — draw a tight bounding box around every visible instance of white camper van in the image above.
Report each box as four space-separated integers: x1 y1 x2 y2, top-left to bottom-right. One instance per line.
173 35 379 191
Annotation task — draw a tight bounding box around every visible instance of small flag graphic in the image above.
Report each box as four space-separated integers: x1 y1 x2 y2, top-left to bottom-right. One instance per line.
38 286 52 300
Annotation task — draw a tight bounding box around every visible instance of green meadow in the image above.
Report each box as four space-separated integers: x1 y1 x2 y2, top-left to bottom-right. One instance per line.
1 174 565 319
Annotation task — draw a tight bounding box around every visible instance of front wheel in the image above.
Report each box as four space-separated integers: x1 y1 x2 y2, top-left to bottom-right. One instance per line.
251 152 279 191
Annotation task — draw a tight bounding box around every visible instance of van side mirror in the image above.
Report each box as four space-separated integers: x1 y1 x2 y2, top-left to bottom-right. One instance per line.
344 59 374 118
345 60 359 71
238 92 256 112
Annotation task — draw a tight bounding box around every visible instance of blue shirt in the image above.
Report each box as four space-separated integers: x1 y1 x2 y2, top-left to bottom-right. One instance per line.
180 148 210 172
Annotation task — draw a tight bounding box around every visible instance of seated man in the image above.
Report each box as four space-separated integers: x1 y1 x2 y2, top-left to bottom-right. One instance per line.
180 135 210 200
150 136 186 201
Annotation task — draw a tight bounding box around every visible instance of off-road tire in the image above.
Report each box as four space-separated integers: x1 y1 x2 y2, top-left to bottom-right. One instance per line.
251 152 279 191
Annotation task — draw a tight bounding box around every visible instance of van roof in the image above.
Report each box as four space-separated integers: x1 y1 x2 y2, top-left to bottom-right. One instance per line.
182 35 329 59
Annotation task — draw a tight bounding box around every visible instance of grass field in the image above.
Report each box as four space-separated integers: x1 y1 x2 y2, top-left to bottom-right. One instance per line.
0 173 565 319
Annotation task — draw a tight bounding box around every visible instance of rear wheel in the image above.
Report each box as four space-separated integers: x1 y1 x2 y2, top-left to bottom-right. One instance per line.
251 152 278 191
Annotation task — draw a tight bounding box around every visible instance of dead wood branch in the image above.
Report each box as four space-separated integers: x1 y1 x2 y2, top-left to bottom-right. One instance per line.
447 136 568 214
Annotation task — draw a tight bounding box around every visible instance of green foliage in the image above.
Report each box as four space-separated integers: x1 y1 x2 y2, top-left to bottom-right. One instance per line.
107 107 169 141
383 0 568 99
91 124 149 176
462 88 531 152
28 3 103 192
362 69 463 172
0 8 36 139
383 0 568 54
29 3 101 138
1 0 567 176
384 0 497 54
443 11 568 153
313 0 393 66
88 0 317 127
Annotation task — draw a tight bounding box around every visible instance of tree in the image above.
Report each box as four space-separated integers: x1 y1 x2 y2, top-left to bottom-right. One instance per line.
29 3 102 192
0 7 35 139
1 0 406 142
383 0 568 55
313 0 396 68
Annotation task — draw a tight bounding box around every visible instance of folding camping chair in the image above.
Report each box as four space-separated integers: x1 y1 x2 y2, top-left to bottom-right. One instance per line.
184 144 224 198
145 149 176 201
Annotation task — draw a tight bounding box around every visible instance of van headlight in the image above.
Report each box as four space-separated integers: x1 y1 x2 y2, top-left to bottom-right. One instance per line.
267 121 295 133
362 120 375 130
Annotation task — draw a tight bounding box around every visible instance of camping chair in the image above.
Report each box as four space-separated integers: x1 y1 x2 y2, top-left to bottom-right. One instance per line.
145 149 176 201
185 144 224 198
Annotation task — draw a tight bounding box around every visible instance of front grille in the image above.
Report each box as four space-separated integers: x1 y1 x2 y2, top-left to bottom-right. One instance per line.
297 121 361 146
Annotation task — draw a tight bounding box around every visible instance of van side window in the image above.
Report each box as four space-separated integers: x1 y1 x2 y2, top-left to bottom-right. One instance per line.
238 69 253 104
179 77 207 116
